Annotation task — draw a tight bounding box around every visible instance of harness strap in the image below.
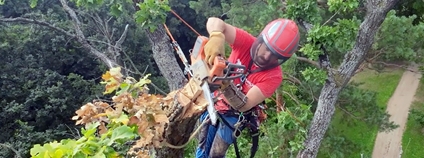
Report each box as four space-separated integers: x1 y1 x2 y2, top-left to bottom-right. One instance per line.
251 130 259 158
217 112 260 158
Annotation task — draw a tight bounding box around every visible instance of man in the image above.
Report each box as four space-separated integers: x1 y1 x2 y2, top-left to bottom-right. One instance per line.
195 17 300 158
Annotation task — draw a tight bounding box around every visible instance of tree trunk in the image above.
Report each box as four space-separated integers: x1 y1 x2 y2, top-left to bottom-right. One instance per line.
144 25 187 91
297 0 399 157
127 79 208 158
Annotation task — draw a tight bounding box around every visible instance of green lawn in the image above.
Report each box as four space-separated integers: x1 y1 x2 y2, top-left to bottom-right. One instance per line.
318 68 404 158
401 77 424 158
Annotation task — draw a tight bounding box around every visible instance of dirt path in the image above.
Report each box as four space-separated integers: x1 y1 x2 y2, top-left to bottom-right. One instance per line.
372 64 422 158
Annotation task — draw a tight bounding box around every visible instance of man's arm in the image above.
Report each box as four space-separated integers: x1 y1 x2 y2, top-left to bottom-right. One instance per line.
239 73 283 112
238 86 266 112
206 17 236 45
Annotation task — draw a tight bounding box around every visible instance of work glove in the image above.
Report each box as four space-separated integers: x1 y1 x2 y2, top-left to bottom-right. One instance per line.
204 31 225 65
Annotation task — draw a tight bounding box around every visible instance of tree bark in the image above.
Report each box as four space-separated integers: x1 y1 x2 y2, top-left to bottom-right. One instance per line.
297 0 399 157
144 25 188 91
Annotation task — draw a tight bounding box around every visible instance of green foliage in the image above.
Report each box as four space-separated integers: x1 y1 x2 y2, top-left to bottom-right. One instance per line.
29 0 37 8
318 69 403 158
3 0 423 157
255 88 314 157
71 0 104 8
30 122 137 157
29 67 173 158
300 18 360 62
133 0 170 32
327 0 359 13
285 0 321 24
409 108 424 127
393 0 424 24
373 10 424 62
301 67 327 85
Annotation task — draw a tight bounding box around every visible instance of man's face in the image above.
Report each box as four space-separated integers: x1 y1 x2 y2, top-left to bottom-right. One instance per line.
255 43 279 67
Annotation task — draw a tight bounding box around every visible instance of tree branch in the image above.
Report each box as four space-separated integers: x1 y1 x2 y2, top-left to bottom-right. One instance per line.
296 56 320 68
113 24 129 61
59 0 118 69
0 143 21 158
0 17 75 38
283 73 302 84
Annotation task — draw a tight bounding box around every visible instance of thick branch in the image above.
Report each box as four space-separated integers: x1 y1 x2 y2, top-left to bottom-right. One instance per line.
0 17 75 38
59 0 117 69
297 0 400 157
296 56 320 68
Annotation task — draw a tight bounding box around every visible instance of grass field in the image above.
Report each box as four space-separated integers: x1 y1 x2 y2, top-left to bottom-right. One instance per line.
401 77 424 158
318 68 404 158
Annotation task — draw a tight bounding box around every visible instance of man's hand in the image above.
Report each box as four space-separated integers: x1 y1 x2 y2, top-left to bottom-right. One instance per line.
204 31 225 65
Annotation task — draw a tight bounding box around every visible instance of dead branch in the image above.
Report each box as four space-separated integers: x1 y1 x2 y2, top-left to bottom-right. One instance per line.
116 24 129 49
283 73 302 84
0 17 75 38
113 24 129 61
282 90 301 105
59 0 118 69
322 8 341 26
0 143 21 158
296 56 321 68
374 61 420 73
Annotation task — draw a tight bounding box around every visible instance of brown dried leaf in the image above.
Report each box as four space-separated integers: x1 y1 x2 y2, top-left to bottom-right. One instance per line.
137 121 149 135
98 122 108 135
153 114 169 123
138 130 154 146
97 102 110 109
128 116 140 126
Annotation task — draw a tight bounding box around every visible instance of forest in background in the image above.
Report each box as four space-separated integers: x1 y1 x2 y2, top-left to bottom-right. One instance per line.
1 0 424 157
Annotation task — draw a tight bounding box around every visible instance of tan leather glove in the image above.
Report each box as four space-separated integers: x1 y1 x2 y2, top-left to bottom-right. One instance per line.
204 31 225 65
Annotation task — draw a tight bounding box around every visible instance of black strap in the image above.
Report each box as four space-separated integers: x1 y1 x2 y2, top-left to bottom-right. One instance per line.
234 139 241 158
216 112 259 158
250 130 259 158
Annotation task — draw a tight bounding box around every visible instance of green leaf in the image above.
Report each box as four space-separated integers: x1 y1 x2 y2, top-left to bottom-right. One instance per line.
134 74 151 88
29 0 38 8
30 144 47 157
93 146 106 158
111 112 129 125
109 125 136 145
82 122 100 137
110 4 123 17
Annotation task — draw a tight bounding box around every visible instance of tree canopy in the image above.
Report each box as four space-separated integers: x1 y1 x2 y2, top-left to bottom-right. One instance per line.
1 0 423 157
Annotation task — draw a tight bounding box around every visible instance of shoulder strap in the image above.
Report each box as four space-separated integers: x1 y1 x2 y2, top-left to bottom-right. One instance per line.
240 59 263 86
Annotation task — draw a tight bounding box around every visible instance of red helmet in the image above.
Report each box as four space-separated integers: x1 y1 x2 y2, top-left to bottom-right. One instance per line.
250 18 300 69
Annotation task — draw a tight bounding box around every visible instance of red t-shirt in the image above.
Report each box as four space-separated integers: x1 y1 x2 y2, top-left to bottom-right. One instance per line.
214 27 283 112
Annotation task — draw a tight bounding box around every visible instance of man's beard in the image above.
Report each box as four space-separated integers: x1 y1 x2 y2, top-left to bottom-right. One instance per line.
256 56 268 66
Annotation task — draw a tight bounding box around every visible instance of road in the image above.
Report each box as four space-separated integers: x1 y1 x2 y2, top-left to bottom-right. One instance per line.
372 64 422 158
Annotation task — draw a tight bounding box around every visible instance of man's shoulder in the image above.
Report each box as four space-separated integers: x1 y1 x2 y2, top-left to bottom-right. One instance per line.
234 27 256 40
230 27 256 49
